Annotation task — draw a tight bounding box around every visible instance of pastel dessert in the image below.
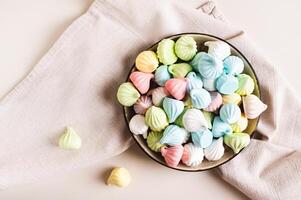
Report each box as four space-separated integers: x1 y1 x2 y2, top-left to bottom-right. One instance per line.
204 138 225 161
216 74 239 95
117 82 140 106
129 71 154 94
155 65 171 86
175 36 197 61
223 56 244 75
134 95 152 115
186 71 203 91
204 40 231 60
236 74 255 96
191 129 213 148
182 108 208 132
160 125 189 146
190 88 212 109
59 127 82 150
219 103 241 124
165 78 187 100
135 50 159 73
147 131 165 152
224 132 250 154
204 92 223 112
145 106 168 132
129 114 148 138
150 87 169 106
157 39 178 65
212 116 232 138
162 97 184 123
161 145 184 168
107 167 131 188
168 63 192 78
182 143 204 167
243 94 267 119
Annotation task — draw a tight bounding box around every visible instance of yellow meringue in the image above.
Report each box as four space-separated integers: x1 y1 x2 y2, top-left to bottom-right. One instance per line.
107 167 131 187
59 127 82 150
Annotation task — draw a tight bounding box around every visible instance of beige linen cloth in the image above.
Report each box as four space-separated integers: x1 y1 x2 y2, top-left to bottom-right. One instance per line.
0 0 300 199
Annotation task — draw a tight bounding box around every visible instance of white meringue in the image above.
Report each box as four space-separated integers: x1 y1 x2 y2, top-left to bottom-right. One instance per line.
204 138 225 161
129 114 148 138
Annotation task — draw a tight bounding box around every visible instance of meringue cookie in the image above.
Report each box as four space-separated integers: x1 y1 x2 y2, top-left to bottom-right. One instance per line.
129 71 154 94
204 92 223 112
168 63 192 78
203 78 217 91
129 114 148 138
183 108 208 132
117 82 140 106
243 94 267 119
150 87 169 106
145 106 168 132
212 116 232 137
107 167 131 187
219 103 241 124
161 145 184 168
190 52 223 79
175 36 197 61
204 138 225 161
191 129 213 148
147 131 165 152
186 72 203 91
134 95 152 115
203 111 214 130
157 39 178 65
204 40 231 60
224 132 250 154
165 78 187 100
154 65 171 86
162 97 184 123
190 88 211 109
231 114 248 133
236 74 255 96
135 50 159 73
160 125 189 146
182 143 204 167
216 74 239 95
59 127 82 150
223 56 244 75
174 107 188 127
222 93 242 105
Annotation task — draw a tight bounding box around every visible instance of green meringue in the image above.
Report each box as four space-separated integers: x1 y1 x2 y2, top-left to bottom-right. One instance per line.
117 82 140 106
223 132 250 154
236 74 255 96
59 127 82 150
168 63 192 78
175 36 197 61
147 131 165 152
145 106 168 131
157 39 178 65
203 111 214 130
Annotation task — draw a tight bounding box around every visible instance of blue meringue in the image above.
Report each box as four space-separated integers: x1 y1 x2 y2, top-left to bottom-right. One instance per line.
203 78 216 91
186 72 203 91
162 97 184 123
219 103 241 124
223 56 244 75
160 125 189 146
191 129 213 148
216 74 238 94
154 65 171 86
212 116 232 138
190 88 211 109
204 40 231 60
190 52 223 79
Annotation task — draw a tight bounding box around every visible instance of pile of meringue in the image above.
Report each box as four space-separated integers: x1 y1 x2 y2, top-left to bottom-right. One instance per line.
117 35 267 168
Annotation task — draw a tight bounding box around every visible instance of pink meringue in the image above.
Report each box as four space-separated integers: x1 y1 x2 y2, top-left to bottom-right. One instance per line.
204 92 223 112
243 94 267 119
165 78 187 100
133 96 152 114
129 71 154 94
149 87 170 106
161 145 184 168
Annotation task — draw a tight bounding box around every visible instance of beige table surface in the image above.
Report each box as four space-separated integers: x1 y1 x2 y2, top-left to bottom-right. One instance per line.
0 0 300 199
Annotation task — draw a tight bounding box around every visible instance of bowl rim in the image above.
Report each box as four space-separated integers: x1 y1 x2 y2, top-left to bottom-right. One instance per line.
122 32 261 172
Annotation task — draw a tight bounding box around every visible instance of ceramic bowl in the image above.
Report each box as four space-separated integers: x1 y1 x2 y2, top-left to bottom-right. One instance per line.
123 33 260 171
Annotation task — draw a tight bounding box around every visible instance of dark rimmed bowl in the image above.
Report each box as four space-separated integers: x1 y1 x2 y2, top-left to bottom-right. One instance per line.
123 33 260 172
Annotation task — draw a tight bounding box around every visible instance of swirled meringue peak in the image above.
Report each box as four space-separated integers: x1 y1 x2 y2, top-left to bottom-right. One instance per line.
231 114 248 133
224 132 250 154
204 92 223 112
150 87 169 106
182 143 204 167
129 114 148 138
145 106 168 132
223 56 244 75
203 78 217 91
161 145 184 168
129 71 154 94
191 129 213 148
175 36 197 61
216 74 239 95
163 97 184 123
219 103 241 124
190 52 223 79
183 108 208 132
204 40 231 60
174 107 188 127
59 127 82 150
212 116 232 138
107 167 131 188
186 72 203 91
135 50 159 73
134 95 152 115
190 88 211 109
204 138 225 161
222 93 242 105
236 74 255 96
117 82 140 107
168 63 192 78
203 111 214 130
165 78 187 100
160 125 189 146
154 65 171 86
243 94 267 119
147 131 165 152
157 39 178 65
